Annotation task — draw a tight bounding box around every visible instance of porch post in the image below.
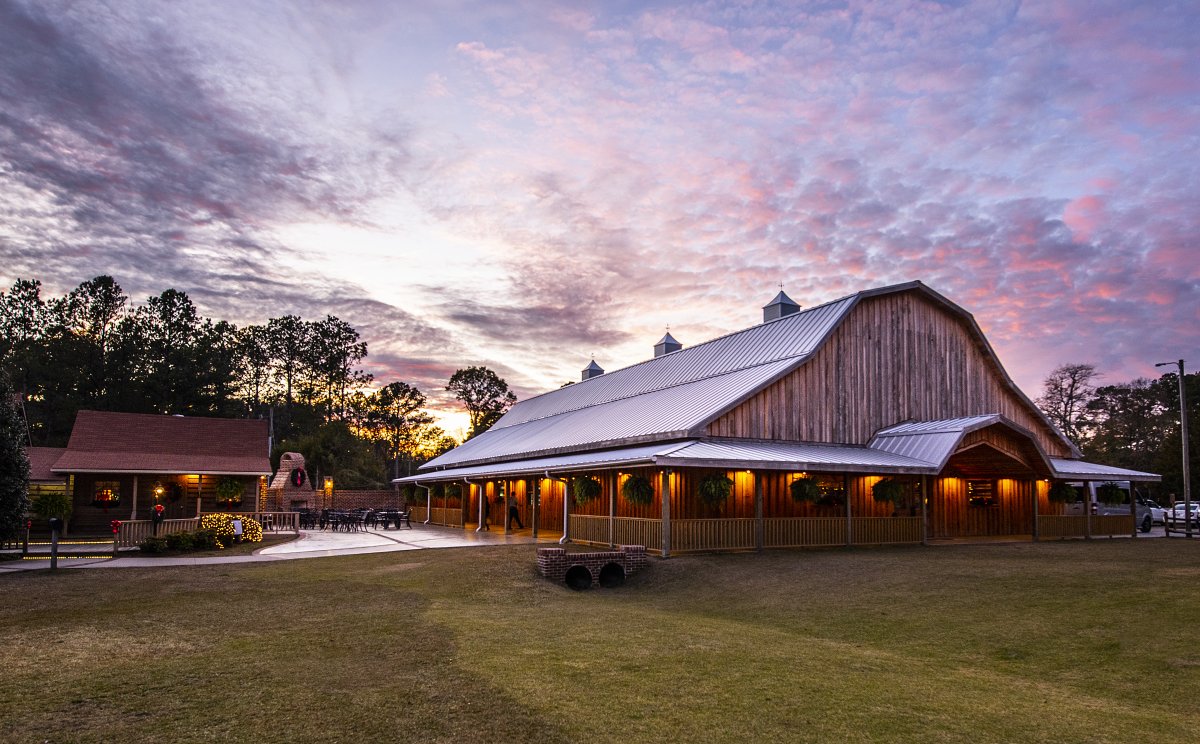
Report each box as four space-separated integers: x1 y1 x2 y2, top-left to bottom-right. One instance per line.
608 473 616 548
531 478 539 538
844 474 853 547
560 476 570 544
1085 482 1093 540
660 470 671 558
131 475 139 520
503 480 511 535
196 475 202 518
920 475 928 547
1032 480 1040 542
754 472 764 553
1129 485 1137 538
470 479 480 530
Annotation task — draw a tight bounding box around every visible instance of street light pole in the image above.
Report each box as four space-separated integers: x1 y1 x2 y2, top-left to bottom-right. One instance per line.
1156 359 1191 538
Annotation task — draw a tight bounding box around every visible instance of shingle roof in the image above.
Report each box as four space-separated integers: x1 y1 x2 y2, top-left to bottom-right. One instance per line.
52 411 271 475
26 446 67 482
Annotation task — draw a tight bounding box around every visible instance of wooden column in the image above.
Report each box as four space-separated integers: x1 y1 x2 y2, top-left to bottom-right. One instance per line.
660 470 671 558
1032 480 1040 542
530 479 539 538
1085 482 1093 540
844 474 853 547
754 472 764 553
920 475 928 546
1129 485 1137 538
503 480 511 535
131 475 139 520
196 475 203 518
608 473 616 547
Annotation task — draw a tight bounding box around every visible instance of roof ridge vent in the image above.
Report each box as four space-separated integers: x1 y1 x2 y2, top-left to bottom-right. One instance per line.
763 290 801 322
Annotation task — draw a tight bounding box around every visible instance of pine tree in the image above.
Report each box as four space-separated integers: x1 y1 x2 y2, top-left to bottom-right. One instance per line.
0 371 31 544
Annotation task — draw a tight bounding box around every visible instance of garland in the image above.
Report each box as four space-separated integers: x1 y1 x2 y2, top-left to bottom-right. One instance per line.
621 475 654 506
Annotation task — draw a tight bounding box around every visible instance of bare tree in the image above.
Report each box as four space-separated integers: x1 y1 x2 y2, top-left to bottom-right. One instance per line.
1037 363 1099 445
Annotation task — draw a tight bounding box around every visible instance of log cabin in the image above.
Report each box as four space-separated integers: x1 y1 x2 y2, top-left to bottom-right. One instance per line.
46 411 271 534
400 281 1159 554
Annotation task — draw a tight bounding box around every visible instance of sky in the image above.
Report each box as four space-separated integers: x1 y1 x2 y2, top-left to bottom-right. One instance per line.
1 0 1197 438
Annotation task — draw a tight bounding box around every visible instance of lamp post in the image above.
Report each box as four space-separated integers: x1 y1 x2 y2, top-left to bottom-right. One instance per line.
1155 359 1191 538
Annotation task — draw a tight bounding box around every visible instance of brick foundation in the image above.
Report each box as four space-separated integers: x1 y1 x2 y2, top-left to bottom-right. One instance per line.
537 545 648 588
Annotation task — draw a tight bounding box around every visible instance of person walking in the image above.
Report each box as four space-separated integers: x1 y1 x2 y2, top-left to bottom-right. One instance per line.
508 499 524 530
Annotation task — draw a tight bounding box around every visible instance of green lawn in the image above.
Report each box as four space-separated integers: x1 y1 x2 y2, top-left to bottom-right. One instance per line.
2 539 1198 743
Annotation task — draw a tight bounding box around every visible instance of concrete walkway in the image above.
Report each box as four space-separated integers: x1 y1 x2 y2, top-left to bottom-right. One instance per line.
0 524 557 572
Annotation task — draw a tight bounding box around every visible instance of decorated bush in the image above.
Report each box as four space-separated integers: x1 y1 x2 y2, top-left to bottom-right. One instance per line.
199 513 262 548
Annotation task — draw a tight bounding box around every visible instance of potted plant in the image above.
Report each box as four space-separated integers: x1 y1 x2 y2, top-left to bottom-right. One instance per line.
1048 481 1077 504
1095 482 1125 505
789 476 822 503
698 474 733 507
621 475 654 506
215 477 245 508
573 476 602 506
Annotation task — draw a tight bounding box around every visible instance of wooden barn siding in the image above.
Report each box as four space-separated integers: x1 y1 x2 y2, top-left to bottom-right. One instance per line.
957 427 1040 470
929 477 1037 537
708 292 1071 457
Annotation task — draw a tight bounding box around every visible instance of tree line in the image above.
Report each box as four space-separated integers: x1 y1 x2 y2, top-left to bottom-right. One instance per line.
1037 362 1198 501
0 276 517 487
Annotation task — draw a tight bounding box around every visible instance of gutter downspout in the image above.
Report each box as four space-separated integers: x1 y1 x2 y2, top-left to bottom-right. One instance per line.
545 471 570 544
416 483 431 525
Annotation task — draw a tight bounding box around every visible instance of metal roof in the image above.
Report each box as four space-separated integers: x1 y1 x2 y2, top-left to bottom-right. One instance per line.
422 358 800 469
402 438 937 483
870 415 1004 468
1049 458 1161 482
491 295 855 430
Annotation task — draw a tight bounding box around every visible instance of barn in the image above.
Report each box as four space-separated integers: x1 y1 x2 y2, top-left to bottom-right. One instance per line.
399 281 1158 554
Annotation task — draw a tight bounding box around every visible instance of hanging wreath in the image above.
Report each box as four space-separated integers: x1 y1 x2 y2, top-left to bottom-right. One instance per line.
215 477 245 507
621 475 655 506
1048 481 1077 503
572 476 602 505
290 468 307 488
698 474 733 506
789 476 822 503
168 483 184 502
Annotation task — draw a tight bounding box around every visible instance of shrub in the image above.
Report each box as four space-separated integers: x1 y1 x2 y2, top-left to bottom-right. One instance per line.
199 513 262 548
621 475 654 506
31 490 74 523
573 477 602 505
789 476 822 503
698 474 733 506
191 529 219 550
139 536 167 554
165 531 194 551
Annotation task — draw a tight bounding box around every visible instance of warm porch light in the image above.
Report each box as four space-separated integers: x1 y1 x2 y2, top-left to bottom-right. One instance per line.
323 476 334 498
152 482 165 500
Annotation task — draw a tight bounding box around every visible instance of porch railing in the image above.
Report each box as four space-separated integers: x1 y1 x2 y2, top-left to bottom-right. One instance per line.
116 518 199 548
673 518 756 551
570 516 665 550
764 517 845 548
1038 515 1133 538
851 516 922 544
248 512 300 533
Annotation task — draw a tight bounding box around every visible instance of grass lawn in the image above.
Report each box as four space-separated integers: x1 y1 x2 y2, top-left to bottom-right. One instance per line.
1 539 1198 743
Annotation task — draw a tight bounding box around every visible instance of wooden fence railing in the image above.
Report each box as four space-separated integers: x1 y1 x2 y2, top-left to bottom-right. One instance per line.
427 507 463 526
117 518 199 548
764 517 846 548
569 515 609 544
673 518 756 552
249 512 300 533
1038 515 1133 538
613 518 663 551
410 506 428 522
851 517 923 544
